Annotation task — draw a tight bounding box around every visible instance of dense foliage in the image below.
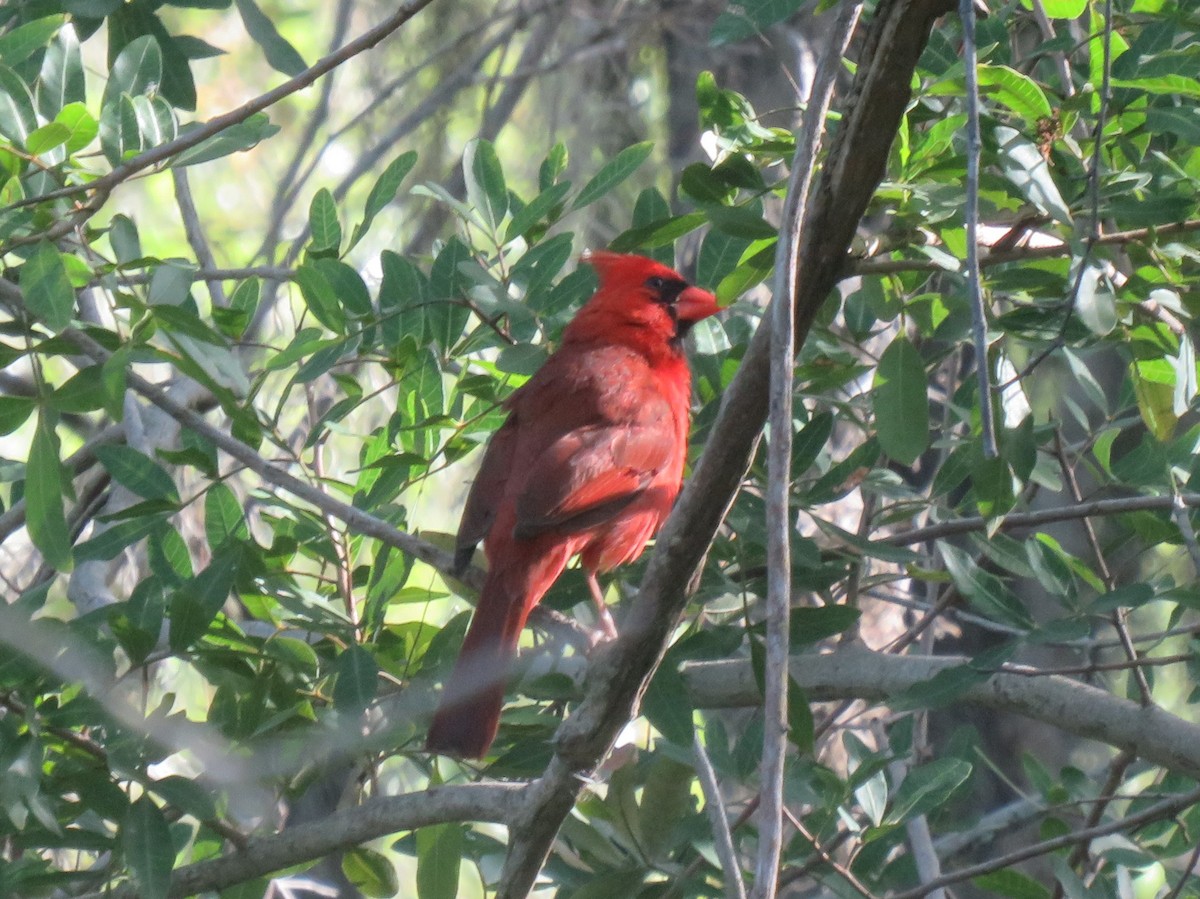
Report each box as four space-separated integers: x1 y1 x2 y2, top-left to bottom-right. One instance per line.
2 0 1200 896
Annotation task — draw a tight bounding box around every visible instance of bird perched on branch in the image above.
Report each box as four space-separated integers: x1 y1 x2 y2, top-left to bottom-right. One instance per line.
426 250 721 758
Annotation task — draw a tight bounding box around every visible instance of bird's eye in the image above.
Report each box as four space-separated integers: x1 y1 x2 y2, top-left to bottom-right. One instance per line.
645 276 667 291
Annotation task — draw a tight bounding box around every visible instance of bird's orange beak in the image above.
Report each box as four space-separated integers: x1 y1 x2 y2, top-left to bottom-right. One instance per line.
675 285 721 324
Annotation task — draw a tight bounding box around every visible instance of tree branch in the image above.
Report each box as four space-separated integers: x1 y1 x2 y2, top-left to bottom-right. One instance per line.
759 5 862 894
75 784 520 899
879 492 1200 546
850 218 1200 276
683 648 1200 779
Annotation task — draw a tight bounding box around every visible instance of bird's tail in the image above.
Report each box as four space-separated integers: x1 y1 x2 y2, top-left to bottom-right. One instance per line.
425 565 536 759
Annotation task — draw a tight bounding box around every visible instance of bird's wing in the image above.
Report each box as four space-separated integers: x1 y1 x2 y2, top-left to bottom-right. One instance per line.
454 414 519 572
513 422 678 540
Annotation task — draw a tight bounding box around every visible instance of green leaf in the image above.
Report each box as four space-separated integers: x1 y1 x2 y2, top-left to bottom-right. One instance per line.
642 661 694 746
1029 0 1086 16
173 35 227 59
941 543 1034 630
349 150 418 249
103 35 162 106
308 188 341 255
314 258 372 318
977 64 1053 123
25 121 70 155
122 797 173 899
151 776 216 823
378 250 430 347
101 345 130 420
572 141 653 209
26 412 73 571
0 64 37 145
56 101 98 153
173 113 280 166
168 551 239 650
704 203 777 240
873 336 929 465
885 758 973 824
505 180 571 242
94 445 179 501
294 260 347 333
790 605 861 647
972 869 1052 899
204 482 247 548
99 91 143 164
1110 74 1200 99
0 16 65 68
427 237 473 351
609 212 707 253
996 125 1072 225
637 757 695 859
113 579 166 664
234 0 307 75
21 241 75 331
343 847 399 898
710 0 806 44
75 515 166 562
1072 258 1116 336
333 644 378 713
697 229 752 289
464 138 507 229
416 823 463 899
0 396 34 436
38 24 86 121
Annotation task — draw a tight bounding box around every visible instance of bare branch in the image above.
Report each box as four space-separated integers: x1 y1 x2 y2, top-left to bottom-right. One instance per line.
879 492 1200 546
693 731 748 899
76 784 520 899
850 218 1200 276
958 0 997 458
684 648 1200 779
886 784 1200 899
759 5 862 895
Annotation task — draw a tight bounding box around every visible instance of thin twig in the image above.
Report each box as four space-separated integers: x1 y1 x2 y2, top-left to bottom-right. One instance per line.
886 785 1200 899
784 808 878 899
1051 751 1134 899
959 0 997 458
255 0 355 267
879 492 1200 546
849 218 1200 276
1162 834 1200 899
172 169 227 307
693 731 747 899
1052 429 1152 705
1171 479 1200 574
759 7 862 896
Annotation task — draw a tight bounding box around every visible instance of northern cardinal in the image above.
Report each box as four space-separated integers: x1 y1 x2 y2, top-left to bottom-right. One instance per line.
425 251 721 758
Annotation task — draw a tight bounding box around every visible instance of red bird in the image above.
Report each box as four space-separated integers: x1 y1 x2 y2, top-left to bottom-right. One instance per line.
426 251 721 758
